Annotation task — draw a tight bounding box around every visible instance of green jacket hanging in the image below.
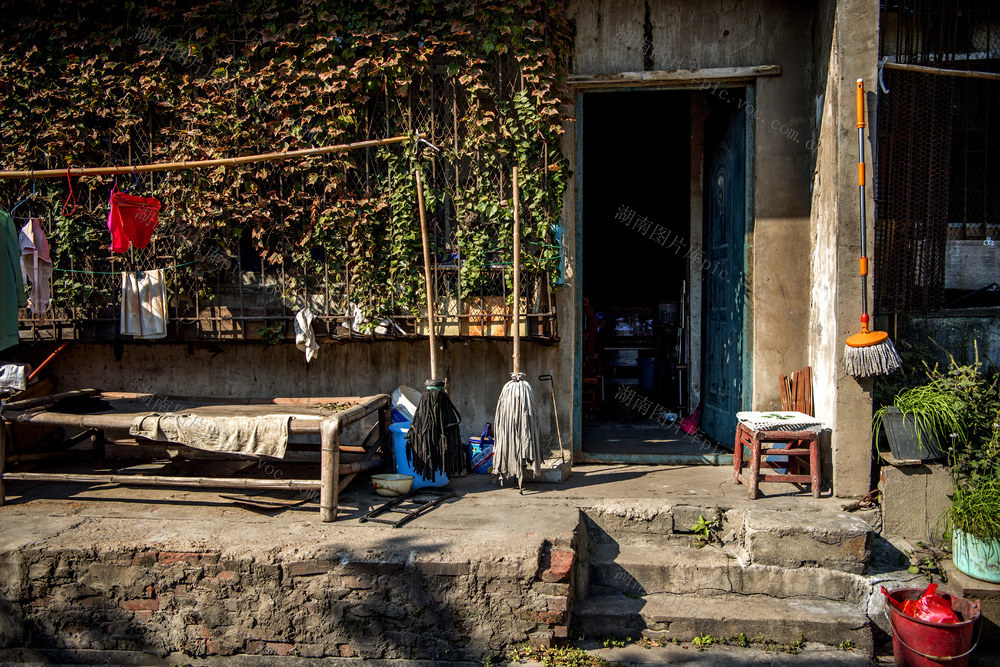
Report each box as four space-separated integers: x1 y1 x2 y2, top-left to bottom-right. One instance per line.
1 211 27 352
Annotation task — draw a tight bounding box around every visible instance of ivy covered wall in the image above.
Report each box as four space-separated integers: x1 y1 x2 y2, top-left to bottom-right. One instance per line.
0 0 571 332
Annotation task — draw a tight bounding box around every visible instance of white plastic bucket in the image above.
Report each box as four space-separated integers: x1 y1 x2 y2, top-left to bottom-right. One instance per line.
391 385 421 423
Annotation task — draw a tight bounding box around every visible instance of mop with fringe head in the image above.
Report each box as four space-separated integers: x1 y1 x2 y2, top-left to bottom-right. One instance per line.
845 79 901 378
493 166 542 491
405 166 467 478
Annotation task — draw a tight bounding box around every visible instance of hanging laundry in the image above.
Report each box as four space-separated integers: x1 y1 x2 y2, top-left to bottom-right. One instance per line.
120 269 168 339
18 218 53 320
108 189 162 253
1 211 27 352
294 307 319 363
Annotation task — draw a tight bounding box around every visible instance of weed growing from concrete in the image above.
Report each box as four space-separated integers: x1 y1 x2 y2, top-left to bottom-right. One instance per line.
690 508 724 547
600 635 628 648
506 643 618 666
692 634 715 651
839 639 857 651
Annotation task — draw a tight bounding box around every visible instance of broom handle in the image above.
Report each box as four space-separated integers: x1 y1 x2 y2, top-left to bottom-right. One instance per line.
512 165 521 376
856 79 870 330
415 168 438 379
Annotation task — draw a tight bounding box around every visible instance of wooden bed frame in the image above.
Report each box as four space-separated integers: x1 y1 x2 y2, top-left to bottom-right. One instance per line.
0 389 390 522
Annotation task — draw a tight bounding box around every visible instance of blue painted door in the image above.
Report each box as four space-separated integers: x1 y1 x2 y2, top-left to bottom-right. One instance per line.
701 91 747 447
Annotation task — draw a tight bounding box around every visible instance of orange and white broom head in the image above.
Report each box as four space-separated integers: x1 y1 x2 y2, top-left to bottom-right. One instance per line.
845 312 901 377
844 79 901 378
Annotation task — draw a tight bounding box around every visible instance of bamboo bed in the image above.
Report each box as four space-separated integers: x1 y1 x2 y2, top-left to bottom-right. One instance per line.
0 389 390 522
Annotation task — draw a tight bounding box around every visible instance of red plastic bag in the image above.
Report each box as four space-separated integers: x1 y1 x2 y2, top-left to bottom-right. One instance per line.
883 584 960 624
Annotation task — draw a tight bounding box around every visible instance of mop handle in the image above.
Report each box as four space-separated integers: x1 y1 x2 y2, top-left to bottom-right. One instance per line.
856 79 870 331
415 168 438 379
512 165 521 376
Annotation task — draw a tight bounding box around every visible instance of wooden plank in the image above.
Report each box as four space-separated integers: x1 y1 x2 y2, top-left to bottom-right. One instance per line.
755 473 812 483
779 374 790 411
803 366 813 416
568 65 781 88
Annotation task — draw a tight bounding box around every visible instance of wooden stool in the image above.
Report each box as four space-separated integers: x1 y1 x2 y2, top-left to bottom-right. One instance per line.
733 422 821 499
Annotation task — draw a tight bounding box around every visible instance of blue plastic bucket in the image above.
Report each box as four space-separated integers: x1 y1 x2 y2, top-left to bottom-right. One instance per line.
388 422 448 489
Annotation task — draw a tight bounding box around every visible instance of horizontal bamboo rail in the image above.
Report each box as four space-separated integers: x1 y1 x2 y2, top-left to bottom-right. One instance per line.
0 135 417 180
882 61 1000 81
2 471 322 490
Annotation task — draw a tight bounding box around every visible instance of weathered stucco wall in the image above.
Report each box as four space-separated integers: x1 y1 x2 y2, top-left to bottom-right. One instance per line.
809 0 880 497
49 339 568 456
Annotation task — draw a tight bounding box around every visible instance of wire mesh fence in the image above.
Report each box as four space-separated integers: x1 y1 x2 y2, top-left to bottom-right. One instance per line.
12 52 561 343
875 0 1000 313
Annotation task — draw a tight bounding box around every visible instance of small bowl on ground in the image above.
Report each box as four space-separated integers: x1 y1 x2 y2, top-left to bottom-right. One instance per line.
371 473 414 497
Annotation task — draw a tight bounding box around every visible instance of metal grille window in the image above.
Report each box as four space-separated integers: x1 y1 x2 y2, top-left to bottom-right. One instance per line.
876 0 1000 313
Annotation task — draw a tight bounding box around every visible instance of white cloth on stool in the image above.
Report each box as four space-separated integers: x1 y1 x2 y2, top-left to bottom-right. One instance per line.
121 269 168 339
294 307 318 363
18 218 52 319
736 410 823 432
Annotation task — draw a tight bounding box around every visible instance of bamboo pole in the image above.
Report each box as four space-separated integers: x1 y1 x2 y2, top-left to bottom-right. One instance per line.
512 165 521 375
415 168 438 379
882 61 1000 81
1 471 324 490
0 134 417 180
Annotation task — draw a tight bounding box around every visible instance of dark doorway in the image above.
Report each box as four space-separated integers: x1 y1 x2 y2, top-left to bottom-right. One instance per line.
579 88 733 462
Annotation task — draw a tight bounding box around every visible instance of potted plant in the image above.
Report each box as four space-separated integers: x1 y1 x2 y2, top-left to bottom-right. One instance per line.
948 412 1000 583
873 382 964 461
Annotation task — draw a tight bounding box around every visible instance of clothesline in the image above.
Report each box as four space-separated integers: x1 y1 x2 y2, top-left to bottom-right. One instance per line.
0 134 417 180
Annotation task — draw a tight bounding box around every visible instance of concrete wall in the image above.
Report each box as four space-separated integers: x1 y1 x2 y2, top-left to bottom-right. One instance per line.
48 339 568 457
808 0 880 497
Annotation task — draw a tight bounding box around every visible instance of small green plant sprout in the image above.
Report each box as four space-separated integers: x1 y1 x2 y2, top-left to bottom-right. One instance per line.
690 509 724 546
726 632 750 647
600 636 627 649
692 634 715 652
839 639 857 651
786 635 806 655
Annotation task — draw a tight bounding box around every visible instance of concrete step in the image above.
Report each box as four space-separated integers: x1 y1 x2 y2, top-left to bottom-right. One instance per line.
586 505 874 573
742 510 874 574
575 592 873 654
589 542 867 602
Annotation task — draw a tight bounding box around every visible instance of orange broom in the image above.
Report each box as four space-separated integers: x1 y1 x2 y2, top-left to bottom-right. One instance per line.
844 79 901 377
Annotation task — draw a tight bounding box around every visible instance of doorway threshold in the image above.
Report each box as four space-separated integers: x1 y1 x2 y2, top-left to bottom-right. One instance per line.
580 423 733 466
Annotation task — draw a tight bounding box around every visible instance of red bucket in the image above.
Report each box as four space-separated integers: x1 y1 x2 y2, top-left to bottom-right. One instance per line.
886 588 981 666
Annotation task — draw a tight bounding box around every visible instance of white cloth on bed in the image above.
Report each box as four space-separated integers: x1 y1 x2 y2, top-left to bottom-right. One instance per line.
129 412 290 459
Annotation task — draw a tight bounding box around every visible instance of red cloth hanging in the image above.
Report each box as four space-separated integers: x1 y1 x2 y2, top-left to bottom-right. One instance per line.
107 190 162 253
